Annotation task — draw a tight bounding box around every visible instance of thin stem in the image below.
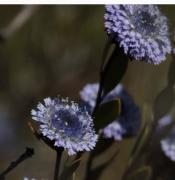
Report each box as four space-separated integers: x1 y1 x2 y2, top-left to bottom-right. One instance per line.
54 149 63 180
86 46 118 180
85 43 118 180
0 147 34 179
28 122 63 180
84 153 93 180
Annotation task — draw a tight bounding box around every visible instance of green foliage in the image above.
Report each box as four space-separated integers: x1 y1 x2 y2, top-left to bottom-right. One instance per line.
102 46 129 96
87 150 119 180
153 55 175 121
94 99 121 131
90 138 114 158
59 156 81 180
153 85 175 120
129 121 149 167
127 166 152 180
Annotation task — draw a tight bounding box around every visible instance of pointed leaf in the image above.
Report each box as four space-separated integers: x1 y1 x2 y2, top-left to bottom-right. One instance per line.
94 99 121 131
102 46 129 96
100 37 114 72
129 121 149 165
59 158 81 180
88 150 119 180
90 138 114 158
153 85 175 120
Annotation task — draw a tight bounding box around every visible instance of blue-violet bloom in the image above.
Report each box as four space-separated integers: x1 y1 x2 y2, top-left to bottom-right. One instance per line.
161 127 175 161
31 97 98 155
80 83 141 140
104 5 171 64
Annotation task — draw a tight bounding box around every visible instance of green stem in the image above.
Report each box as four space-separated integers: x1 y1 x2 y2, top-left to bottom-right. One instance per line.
0 147 34 179
54 149 63 180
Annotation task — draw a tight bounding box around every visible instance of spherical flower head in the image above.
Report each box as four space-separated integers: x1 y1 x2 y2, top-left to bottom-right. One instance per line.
103 121 124 140
157 115 173 131
79 83 99 112
31 97 98 155
80 83 141 140
161 127 175 161
104 5 171 65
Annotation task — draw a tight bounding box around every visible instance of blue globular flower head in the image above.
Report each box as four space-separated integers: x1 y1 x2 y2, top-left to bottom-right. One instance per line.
157 115 173 131
161 127 175 161
31 97 98 155
103 121 124 140
80 83 99 112
104 5 171 65
80 83 141 140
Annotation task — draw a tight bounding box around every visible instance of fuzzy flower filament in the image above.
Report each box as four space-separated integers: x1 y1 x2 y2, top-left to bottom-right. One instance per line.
31 97 98 155
104 5 171 64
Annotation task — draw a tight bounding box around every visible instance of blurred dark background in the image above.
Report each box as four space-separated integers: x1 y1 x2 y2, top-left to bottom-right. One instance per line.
0 5 175 180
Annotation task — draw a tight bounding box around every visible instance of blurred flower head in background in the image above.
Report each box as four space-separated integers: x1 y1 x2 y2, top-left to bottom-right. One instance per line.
31 97 98 155
104 5 171 64
161 127 175 161
80 83 141 140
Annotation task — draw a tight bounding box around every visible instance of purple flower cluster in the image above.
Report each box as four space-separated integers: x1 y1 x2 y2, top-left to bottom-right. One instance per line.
80 83 141 140
31 97 98 155
104 5 171 64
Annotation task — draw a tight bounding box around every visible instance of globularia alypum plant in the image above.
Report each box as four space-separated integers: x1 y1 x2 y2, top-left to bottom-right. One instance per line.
1 4 175 180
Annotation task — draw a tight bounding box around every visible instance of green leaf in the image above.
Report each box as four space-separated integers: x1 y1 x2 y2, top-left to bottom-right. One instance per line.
100 37 114 72
153 85 175 120
90 138 114 158
102 46 129 96
59 157 81 180
127 166 152 180
128 105 151 167
129 121 149 166
87 150 119 180
94 99 121 131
